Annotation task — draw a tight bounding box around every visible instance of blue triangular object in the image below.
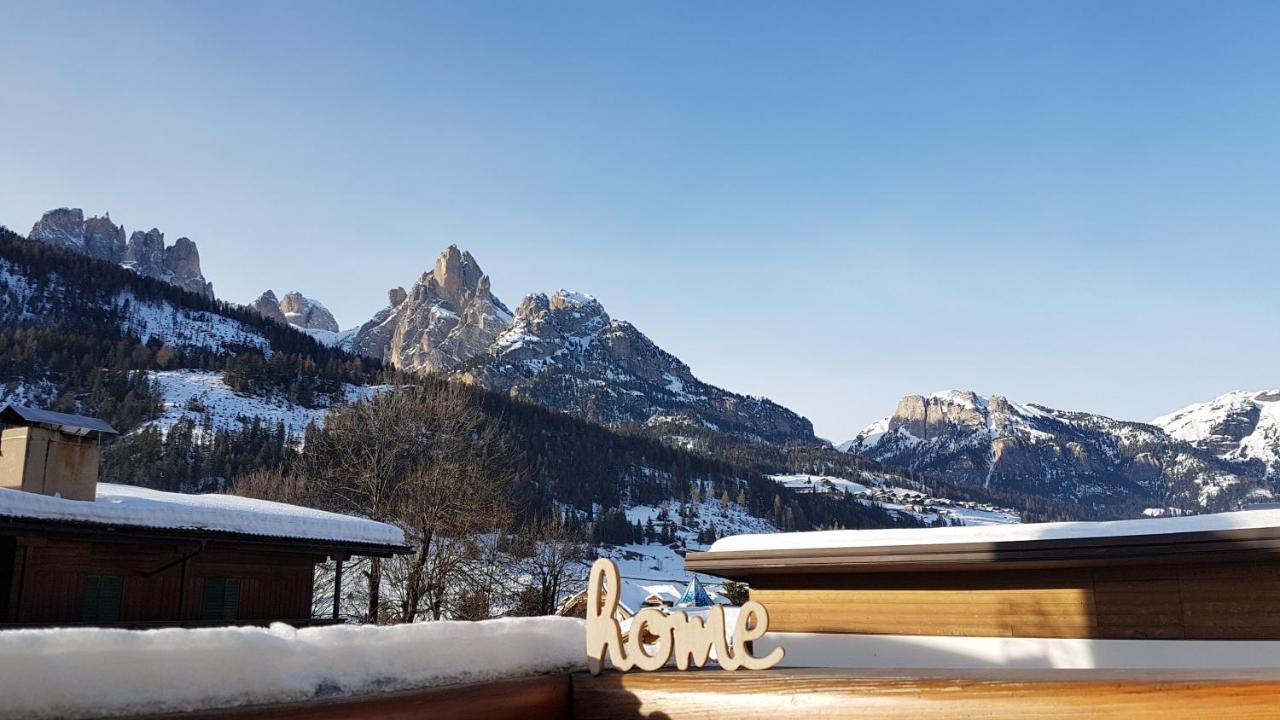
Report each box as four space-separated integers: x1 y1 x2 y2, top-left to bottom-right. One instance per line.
675 576 714 607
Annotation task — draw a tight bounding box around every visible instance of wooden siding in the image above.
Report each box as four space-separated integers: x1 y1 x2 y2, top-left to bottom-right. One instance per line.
749 560 1280 639
6 536 319 625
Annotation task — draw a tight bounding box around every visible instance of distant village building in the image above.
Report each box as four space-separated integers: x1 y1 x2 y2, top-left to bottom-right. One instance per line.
0 406 408 627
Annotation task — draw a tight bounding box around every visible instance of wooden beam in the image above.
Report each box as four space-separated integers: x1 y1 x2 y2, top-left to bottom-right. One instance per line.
138 674 571 720
332 559 343 622
571 668 1280 720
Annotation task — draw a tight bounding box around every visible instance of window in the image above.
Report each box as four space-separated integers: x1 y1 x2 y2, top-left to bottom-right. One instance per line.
82 575 123 623
201 577 241 621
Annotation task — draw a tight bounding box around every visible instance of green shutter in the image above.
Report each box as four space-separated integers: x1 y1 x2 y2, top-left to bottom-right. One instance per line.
82 575 123 623
223 578 240 620
201 577 241 621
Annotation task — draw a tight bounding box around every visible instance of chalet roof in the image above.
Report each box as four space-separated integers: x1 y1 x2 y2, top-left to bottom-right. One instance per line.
0 482 407 552
687 509 1280 579
0 405 118 439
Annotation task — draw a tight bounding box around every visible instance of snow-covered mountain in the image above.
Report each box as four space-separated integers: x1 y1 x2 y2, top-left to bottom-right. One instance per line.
1153 390 1280 481
28 208 213 297
252 290 341 333
841 390 1268 512
336 247 814 443
457 289 813 442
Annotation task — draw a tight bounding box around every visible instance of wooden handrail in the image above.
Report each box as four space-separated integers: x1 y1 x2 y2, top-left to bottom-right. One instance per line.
138 674 571 720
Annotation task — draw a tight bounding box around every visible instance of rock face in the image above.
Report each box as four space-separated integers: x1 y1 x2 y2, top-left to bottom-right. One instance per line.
347 247 814 443
252 290 340 333
1153 390 1280 481
251 290 289 325
842 390 1265 512
29 208 214 297
349 245 513 373
29 208 90 253
278 291 339 332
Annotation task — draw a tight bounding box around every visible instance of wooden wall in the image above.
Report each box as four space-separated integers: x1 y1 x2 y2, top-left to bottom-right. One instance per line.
750 559 1280 640
5 536 318 625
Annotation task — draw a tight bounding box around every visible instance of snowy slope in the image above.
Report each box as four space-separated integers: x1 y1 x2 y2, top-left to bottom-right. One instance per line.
147 370 388 440
609 497 781 585
1153 390 1280 480
119 293 272 354
769 474 1020 527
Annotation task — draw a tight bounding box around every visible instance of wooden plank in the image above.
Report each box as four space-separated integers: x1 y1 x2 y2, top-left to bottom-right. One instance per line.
572 669 1280 720
141 674 571 720
745 561 1280 640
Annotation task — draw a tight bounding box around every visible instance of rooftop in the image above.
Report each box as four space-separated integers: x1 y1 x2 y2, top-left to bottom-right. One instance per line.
688 508 1280 578
0 482 406 550
0 404 118 439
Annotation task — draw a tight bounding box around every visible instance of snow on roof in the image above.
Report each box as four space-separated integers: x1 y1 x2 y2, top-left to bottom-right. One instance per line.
0 617 584 719
707 508 1280 553
0 405 118 437
0 483 405 548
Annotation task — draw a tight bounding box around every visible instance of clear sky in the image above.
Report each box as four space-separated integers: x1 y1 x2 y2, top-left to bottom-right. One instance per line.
2 1 1277 441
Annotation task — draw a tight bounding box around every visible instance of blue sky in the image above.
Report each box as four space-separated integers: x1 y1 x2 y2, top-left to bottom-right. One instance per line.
1 1 1277 440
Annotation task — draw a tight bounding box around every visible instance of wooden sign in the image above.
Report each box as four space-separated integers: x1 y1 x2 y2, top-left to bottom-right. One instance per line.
586 558 784 674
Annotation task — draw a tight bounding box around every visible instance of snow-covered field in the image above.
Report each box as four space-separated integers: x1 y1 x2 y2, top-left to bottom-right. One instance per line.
0 617 584 719
147 370 388 440
768 473 1021 527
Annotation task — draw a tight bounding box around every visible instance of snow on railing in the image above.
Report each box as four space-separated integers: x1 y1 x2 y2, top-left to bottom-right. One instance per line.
0 617 585 719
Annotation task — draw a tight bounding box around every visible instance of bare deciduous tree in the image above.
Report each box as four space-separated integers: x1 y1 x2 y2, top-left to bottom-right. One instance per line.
301 382 526 623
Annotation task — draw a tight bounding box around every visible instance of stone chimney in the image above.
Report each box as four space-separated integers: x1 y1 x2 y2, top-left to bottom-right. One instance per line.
0 406 117 501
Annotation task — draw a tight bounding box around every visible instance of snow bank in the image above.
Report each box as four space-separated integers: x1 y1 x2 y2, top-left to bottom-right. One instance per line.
0 483 404 547
709 508 1280 553
0 617 585 719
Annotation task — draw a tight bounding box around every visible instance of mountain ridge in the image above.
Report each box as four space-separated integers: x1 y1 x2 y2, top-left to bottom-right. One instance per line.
841 389 1272 512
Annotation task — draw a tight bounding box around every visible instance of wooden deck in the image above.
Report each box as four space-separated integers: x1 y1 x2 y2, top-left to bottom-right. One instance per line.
571 668 1280 720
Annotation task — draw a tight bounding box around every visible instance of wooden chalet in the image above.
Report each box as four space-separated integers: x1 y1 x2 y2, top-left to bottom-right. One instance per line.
686 512 1280 669
0 405 408 628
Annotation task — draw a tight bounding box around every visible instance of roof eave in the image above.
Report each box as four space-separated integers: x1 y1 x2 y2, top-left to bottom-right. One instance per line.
0 515 412 557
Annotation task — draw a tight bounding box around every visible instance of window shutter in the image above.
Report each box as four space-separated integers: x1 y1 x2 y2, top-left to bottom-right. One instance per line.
223 578 240 620
202 577 241 621
83 575 123 623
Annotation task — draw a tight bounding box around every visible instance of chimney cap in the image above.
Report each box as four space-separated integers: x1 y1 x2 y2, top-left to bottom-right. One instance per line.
0 405 118 440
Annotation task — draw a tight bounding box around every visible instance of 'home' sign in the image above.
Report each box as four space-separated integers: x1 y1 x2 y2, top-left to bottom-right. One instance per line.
585 558 784 674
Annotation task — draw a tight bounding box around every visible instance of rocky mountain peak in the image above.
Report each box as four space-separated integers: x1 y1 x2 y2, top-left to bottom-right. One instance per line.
251 290 288 325
348 246 512 373
28 208 213 298
428 245 486 300
278 291 340 332
83 214 126 260
125 228 166 269
28 208 86 250
250 290 340 332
